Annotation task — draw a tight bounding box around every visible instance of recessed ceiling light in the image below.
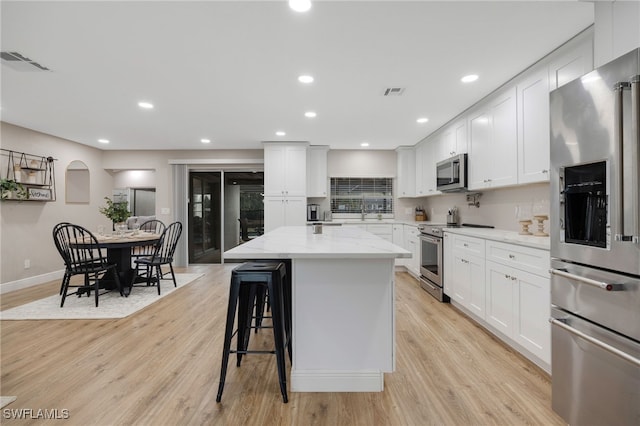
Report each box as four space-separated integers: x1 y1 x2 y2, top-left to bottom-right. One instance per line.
416 117 429 124
461 74 479 83
289 0 311 13
98 139 109 144
298 75 314 84
201 139 211 144
361 142 370 147
275 131 286 136
138 101 154 109
304 111 317 118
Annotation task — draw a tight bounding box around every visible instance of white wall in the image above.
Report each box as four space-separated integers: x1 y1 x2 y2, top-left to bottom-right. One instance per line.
1 122 115 289
113 170 156 188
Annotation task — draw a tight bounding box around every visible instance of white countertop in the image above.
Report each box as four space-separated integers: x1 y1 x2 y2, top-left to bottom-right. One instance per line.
224 225 412 259
444 227 550 251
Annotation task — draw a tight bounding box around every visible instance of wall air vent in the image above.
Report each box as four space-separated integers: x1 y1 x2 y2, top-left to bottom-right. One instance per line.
1 51 50 71
382 87 405 96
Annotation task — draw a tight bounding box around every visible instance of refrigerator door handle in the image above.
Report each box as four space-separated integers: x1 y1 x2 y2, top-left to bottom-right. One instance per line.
550 317 640 368
631 76 639 244
614 81 633 242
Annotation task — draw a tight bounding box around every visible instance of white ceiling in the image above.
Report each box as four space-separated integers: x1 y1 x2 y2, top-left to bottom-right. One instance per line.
1 1 594 151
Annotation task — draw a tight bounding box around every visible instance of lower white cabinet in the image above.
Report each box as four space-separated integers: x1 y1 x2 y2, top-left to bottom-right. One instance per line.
444 232 551 371
449 235 486 319
264 196 306 232
392 224 406 267
404 225 420 277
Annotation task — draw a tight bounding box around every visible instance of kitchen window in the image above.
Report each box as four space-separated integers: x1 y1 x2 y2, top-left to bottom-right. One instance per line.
330 177 393 216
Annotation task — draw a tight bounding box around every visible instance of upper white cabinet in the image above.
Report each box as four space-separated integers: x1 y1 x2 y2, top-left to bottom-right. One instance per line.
264 142 308 232
468 87 518 190
396 146 416 198
548 29 593 90
414 142 427 197
437 119 467 162
517 65 551 184
307 146 329 197
264 143 308 197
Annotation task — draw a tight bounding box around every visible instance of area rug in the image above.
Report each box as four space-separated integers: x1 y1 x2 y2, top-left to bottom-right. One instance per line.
1 396 17 408
0 273 204 321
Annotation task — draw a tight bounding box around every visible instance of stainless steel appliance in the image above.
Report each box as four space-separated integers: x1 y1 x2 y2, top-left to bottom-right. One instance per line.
418 224 449 302
307 204 319 221
549 47 640 425
436 153 467 192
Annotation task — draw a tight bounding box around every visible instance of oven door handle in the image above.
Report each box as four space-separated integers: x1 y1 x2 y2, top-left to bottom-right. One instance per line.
549 268 619 291
549 317 640 368
419 235 441 245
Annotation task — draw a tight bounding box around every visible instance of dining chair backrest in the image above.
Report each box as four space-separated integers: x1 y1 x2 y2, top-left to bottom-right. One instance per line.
151 221 182 262
52 223 106 273
139 219 165 234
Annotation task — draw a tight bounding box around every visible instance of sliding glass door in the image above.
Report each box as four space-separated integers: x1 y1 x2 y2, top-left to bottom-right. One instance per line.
189 172 221 264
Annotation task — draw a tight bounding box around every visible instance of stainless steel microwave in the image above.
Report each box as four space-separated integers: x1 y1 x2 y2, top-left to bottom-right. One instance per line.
436 153 467 192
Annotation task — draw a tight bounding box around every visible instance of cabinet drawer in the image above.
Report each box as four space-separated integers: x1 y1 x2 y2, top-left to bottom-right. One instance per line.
486 240 549 277
451 234 485 256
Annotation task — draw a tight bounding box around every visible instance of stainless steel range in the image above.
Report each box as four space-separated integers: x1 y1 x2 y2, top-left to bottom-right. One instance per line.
418 223 449 302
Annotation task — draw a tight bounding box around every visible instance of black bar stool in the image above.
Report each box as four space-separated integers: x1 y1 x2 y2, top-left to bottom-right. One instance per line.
216 261 291 403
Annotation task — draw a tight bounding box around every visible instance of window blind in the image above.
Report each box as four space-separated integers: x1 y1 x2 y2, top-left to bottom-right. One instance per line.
330 177 393 214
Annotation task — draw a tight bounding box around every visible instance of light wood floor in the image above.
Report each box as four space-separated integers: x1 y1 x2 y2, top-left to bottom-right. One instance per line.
1 265 563 426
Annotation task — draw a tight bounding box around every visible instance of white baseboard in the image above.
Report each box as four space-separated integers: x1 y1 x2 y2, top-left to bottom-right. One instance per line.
0 269 65 295
290 369 384 392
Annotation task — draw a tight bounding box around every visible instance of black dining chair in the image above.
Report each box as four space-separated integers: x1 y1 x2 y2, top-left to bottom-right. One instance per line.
52 223 123 307
131 219 166 278
130 221 182 295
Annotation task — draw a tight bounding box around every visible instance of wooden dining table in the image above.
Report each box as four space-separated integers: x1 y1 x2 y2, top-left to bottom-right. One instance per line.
94 231 161 293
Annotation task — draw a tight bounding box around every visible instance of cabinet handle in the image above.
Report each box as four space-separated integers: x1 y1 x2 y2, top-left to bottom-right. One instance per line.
463 243 468 247
511 276 517 281
504 274 510 279
508 254 515 259
542 169 548 174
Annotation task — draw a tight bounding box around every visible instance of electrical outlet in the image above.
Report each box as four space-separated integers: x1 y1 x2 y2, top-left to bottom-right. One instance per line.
24 259 30 269
161 207 170 215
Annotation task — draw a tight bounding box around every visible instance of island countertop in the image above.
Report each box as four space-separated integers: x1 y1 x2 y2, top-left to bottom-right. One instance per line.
224 225 411 260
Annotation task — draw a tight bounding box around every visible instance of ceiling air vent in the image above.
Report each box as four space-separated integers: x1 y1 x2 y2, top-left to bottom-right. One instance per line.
1 51 50 72
382 87 405 96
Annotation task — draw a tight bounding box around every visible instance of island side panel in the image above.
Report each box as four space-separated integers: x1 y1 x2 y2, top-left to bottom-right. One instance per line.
290 257 395 392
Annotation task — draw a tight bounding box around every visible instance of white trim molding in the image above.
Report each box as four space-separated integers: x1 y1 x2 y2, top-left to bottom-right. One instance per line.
1 269 65 295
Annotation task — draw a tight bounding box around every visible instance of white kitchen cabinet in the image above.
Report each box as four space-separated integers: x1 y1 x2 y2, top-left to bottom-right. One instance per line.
443 231 551 371
485 260 516 337
307 146 329 197
438 119 467 161
517 65 551 184
264 143 307 197
396 147 416 198
414 142 427 197
415 138 439 196
468 87 518 190
264 196 306 232
392 223 405 267
449 235 486 319
404 225 420 277
548 29 593 90
485 240 550 364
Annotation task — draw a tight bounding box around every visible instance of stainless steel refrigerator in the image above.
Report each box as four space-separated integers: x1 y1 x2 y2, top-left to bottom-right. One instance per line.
549 48 640 425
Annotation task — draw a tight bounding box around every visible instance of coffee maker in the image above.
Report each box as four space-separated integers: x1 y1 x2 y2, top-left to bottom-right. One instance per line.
307 204 319 221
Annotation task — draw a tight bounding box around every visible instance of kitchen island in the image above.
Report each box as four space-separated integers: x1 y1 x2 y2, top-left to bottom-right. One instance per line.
224 225 411 392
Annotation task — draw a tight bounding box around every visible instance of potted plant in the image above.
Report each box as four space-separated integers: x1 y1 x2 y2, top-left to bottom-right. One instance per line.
99 196 132 228
1 178 27 200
